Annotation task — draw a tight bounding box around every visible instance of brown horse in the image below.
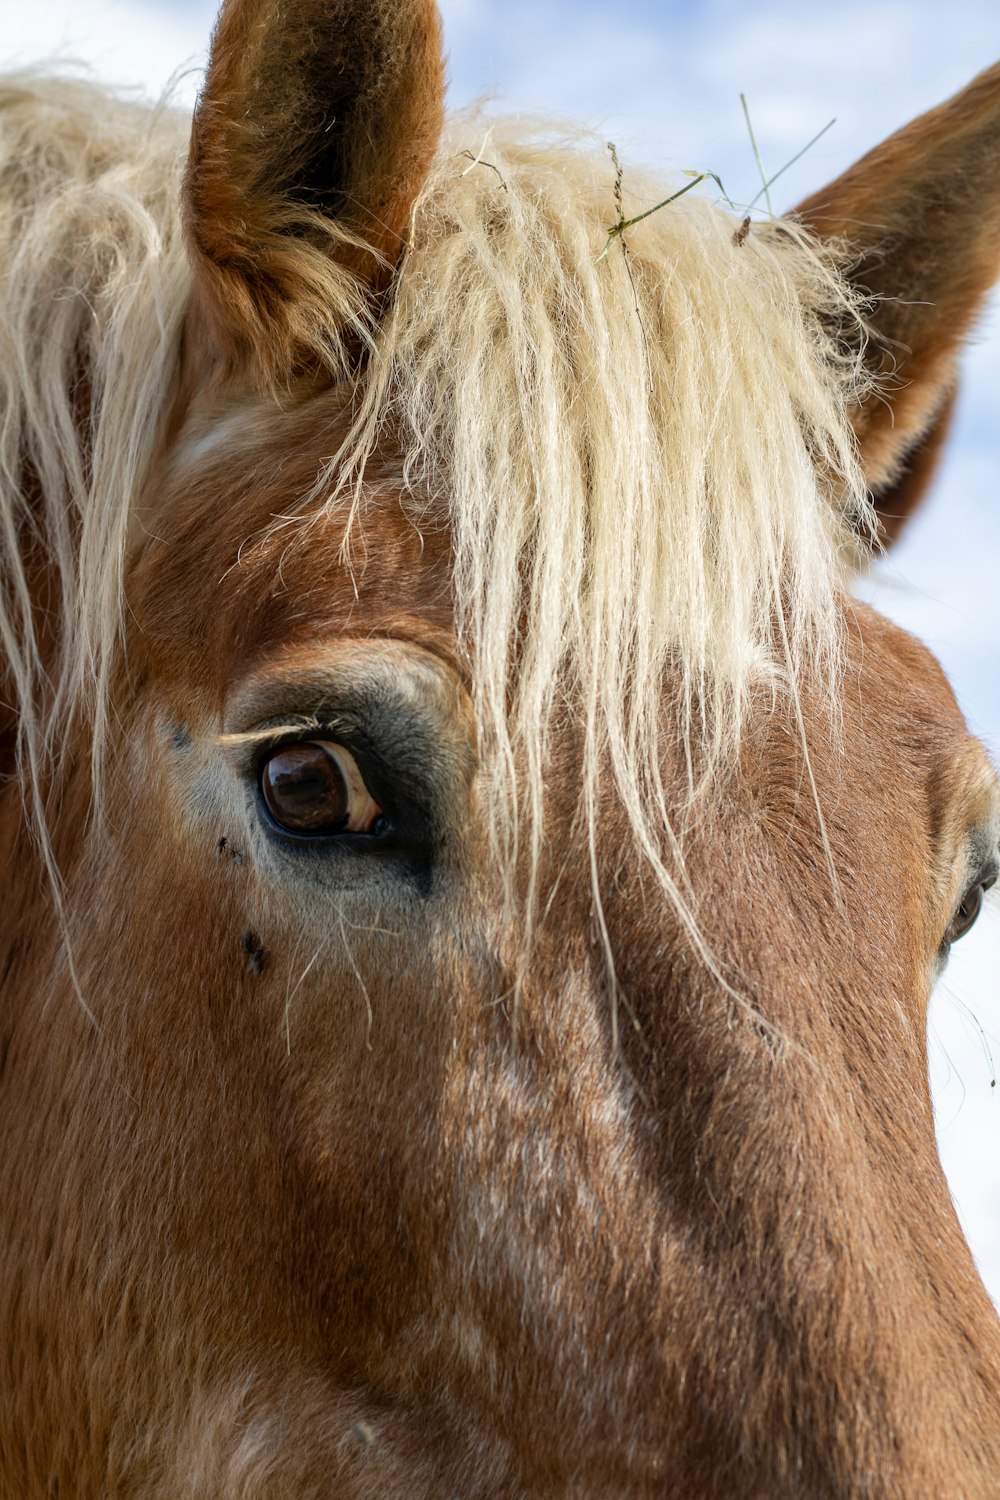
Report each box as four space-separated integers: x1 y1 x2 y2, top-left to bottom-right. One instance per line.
2 3 999 1494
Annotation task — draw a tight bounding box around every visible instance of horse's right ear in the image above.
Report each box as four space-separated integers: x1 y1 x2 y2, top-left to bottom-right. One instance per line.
182 0 445 383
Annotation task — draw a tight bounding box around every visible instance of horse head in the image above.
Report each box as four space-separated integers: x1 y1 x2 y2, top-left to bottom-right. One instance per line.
2 4 999 1493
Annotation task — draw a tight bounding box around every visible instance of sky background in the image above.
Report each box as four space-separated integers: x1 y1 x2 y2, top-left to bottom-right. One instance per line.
10 1 1000 1300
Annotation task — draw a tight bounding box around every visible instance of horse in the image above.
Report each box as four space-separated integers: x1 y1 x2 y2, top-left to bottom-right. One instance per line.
1 2 999 1493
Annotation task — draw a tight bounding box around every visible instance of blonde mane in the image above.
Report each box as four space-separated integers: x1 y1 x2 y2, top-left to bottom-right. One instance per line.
0 77 189 822
0 80 876 950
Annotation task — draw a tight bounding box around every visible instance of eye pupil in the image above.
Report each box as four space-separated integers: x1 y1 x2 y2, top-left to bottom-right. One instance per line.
261 743 349 833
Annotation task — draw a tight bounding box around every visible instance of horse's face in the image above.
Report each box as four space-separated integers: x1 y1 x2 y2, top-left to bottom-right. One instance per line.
4 2 1000 1495
94 384 999 1490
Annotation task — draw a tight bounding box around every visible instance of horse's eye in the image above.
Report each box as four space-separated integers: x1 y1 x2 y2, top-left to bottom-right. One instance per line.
945 874 996 947
259 741 386 837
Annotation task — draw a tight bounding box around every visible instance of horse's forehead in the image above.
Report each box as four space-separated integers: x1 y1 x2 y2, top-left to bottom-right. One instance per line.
134 403 456 687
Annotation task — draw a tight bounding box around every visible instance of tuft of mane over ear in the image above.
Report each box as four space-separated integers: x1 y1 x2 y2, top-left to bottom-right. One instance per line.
795 61 1000 541
184 0 444 383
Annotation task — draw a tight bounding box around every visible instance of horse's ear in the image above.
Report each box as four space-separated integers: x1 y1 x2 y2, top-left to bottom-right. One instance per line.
183 0 445 382
795 63 1000 543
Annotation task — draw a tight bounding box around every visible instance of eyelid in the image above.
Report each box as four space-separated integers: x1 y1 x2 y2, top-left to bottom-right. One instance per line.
218 716 355 772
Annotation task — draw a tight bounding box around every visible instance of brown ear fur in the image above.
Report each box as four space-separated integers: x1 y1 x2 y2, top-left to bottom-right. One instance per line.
795 62 1000 539
184 0 445 381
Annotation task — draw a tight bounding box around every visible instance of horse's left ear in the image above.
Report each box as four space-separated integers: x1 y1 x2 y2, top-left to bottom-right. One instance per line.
795 63 1000 543
183 0 444 382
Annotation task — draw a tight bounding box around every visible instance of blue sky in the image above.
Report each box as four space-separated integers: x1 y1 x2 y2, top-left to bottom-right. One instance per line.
11 0 1000 1296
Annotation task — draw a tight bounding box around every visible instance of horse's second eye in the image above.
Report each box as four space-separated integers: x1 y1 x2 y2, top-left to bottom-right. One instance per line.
945 874 996 947
260 741 385 837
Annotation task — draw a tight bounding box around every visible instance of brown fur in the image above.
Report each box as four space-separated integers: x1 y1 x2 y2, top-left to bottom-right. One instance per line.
2 8 1000 1496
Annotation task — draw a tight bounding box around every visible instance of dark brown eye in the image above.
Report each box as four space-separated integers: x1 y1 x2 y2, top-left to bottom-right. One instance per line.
260 741 384 836
945 874 996 947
